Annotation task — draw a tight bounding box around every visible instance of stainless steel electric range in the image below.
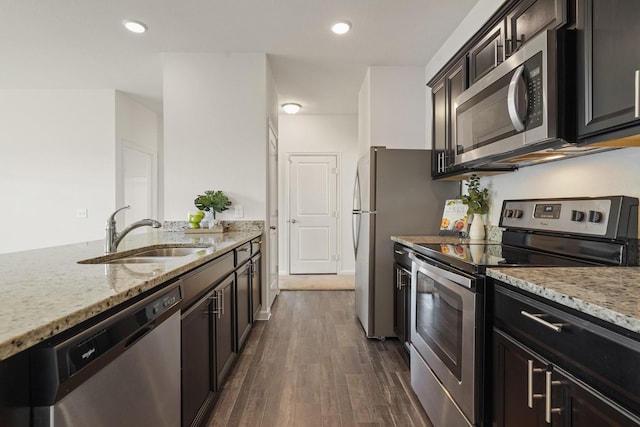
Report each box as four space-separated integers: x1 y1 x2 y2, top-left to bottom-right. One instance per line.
408 196 639 427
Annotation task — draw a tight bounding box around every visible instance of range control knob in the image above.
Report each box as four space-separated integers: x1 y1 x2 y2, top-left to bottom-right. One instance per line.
503 209 514 218
588 210 603 223
571 210 585 222
513 209 524 218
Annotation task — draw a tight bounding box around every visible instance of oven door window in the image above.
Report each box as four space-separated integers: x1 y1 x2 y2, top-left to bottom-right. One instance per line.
415 269 463 380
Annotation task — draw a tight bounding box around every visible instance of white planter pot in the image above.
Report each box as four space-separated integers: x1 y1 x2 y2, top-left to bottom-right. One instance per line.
468 213 485 240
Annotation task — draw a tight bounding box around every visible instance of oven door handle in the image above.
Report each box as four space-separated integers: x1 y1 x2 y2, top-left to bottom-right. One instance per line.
409 253 473 289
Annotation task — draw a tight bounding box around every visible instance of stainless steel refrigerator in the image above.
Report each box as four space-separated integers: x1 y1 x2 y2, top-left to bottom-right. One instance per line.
352 147 458 339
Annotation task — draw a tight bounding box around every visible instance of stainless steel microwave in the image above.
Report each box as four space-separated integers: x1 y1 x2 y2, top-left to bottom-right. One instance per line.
454 30 574 167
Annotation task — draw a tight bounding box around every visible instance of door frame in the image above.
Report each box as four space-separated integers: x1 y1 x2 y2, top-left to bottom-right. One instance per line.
284 152 341 274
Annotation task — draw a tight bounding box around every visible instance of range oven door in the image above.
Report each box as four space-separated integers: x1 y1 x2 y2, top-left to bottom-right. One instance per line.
410 252 480 426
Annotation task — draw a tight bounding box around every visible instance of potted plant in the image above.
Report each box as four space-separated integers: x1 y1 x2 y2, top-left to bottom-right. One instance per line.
460 174 489 239
194 190 232 228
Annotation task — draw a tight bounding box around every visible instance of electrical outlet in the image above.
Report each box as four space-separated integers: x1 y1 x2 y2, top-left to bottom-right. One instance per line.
235 205 244 218
76 208 88 219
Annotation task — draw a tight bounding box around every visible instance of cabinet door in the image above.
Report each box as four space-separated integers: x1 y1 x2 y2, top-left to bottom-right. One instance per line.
493 330 547 427
236 262 251 349
578 0 640 138
469 21 505 85
432 78 447 176
506 0 566 56
214 275 236 388
554 369 640 427
181 294 214 427
447 58 466 165
393 265 406 346
250 254 262 321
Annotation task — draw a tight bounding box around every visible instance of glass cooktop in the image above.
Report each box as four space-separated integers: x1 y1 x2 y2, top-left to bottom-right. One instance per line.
415 242 600 271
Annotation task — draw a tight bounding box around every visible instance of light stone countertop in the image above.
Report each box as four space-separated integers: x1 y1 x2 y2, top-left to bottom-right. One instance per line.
0 229 262 361
487 267 640 335
393 235 640 336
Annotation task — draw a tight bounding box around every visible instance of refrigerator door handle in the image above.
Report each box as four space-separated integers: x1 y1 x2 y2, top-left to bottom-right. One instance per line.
352 212 360 257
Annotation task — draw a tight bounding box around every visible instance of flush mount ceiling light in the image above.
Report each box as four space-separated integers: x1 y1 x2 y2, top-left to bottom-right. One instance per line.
331 20 352 35
123 19 148 34
282 103 302 114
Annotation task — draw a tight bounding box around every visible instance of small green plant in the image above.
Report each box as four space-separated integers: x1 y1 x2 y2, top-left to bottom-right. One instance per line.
194 190 232 219
460 174 489 215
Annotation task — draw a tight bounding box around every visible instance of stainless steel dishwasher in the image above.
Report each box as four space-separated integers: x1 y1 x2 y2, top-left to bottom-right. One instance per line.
31 281 182 427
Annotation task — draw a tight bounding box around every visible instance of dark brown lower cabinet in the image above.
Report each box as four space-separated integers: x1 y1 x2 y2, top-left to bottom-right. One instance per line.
235 261 252 350
181 273 236 427
214 275 236 388
250 252 262 321
181 291 216 427
493 329 640 427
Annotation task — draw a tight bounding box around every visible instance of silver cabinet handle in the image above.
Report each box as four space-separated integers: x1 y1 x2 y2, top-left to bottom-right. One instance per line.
635 70 639 119
507 65 527 132
220 289 224 316
394 250 406 255
521 310 562 332
494 38 503 66
237 247 249 252
545 371 562 423
527 360 545 408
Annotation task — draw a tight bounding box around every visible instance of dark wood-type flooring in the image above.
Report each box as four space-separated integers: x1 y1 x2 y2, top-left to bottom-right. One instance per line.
207 290 433 426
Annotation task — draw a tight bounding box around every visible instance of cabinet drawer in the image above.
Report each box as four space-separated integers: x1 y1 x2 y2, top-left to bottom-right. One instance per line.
181 252 234 307
251 238 262 255
494 283 640 416
235 243 251 266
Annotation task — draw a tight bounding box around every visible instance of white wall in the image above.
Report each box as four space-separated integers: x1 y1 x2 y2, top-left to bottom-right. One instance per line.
163 53 269 221
482 149 640 226
370 67 427 150
0 90 117 254
359 66 428 155
278 114 359 274
115 91 160 224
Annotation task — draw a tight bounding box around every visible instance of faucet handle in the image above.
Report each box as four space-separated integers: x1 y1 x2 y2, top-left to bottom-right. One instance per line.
107 205 130 224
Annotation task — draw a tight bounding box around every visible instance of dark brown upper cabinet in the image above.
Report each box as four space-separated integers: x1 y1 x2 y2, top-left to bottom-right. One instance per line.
577 0 640 143
431 57 466 177
469 20 506 86
505 0 566 57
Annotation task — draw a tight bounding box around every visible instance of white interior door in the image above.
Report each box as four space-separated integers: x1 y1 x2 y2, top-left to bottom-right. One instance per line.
289 154 338 274
122 144 155 229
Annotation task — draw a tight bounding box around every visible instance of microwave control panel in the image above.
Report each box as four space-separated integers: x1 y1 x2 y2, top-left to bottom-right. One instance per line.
525 51 543 130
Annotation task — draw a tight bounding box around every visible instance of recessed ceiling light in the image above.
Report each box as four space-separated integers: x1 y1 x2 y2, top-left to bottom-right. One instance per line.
331 20 352 35
123 19 148 34
282 103 302 114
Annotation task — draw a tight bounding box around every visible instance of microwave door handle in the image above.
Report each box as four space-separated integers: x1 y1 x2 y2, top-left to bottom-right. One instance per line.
507 64 526 132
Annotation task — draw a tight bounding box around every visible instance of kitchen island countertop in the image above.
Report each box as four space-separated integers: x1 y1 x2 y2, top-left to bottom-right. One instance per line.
392 235 640 337
0 229 262 361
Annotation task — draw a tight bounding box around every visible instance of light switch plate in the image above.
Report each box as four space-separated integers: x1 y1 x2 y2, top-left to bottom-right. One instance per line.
76 208 88 219
235 205 244 218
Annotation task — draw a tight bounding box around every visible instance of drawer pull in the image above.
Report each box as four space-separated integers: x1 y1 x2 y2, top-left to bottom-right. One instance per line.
394 250 406 255
521 310 562 332
635 70 640 119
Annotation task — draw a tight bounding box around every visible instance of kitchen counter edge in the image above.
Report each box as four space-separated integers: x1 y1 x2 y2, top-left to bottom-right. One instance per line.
0 229 262 361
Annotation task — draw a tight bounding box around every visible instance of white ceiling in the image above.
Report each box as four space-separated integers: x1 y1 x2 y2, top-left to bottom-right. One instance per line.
0 0 478 115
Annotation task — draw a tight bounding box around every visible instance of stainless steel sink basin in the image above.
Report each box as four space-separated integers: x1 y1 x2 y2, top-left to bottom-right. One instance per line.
130 247 205 257
78 246 210 264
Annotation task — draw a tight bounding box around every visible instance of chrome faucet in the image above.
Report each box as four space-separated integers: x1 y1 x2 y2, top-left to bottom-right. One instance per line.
105 206 162 253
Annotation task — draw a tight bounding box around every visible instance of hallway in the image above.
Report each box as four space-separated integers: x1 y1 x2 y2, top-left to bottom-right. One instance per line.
208 290 432 426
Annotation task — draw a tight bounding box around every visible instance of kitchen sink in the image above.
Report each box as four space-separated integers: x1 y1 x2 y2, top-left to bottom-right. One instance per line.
78 246 210 264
